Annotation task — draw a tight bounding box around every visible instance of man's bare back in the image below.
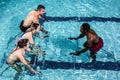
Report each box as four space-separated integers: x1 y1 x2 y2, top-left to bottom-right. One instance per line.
19 5 45 32
86 29 100 46
23 10 40 27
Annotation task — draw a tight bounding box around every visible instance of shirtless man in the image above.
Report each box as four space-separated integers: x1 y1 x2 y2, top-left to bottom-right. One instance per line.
6 39 40 80
19 4 49 34
69 23 104 63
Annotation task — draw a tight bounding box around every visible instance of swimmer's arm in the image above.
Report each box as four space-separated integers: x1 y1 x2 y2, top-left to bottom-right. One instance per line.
25 47 32 52
76 34 85 39
18 54 37 73
40 26 50 34
77 48 88 55
28 34 34 45
28 34 39 50
38 35 49 39
78 47 88 53
30 44 44 55
68 34 85 40
31 49 45 55
70 47 88 56
34 33 49 39
75 34 85 40
39 15 45 20
31 44 39 50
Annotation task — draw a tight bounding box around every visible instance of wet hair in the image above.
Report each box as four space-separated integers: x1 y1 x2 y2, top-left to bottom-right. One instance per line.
82 23 90 31
17 39 29 48
26 23 39 32
31 23 39 30
37 5 45 11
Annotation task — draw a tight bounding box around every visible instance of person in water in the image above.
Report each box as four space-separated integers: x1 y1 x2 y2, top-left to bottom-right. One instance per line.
21 23 47 64
69 23 104 63
21 23 47 50
6 39 40 80
19 4 49 34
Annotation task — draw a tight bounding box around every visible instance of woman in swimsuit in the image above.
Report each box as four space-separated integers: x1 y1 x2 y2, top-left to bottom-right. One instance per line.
6 39 40 80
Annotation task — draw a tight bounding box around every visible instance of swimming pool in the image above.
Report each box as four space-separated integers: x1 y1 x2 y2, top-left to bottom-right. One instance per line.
0 0 120 80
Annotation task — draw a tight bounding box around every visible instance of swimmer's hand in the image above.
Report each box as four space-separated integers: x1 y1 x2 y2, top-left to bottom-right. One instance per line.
33 49 45 55
40 17 51 22
37 50 46 55
33 70 41 74
45 19 51 22
39 35 49 39
31 44 39 50
70 51 80 56
34 46 39 50
44 35 49 38
68 37 77 40
45 31 50 35
29 67 41 74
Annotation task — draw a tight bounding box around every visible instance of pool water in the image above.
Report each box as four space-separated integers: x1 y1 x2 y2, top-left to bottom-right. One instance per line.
0 0 120 80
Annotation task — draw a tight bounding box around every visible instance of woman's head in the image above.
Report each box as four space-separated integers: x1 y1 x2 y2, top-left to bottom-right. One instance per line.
31 23 39 29
26 23 40 32
17 39 29 48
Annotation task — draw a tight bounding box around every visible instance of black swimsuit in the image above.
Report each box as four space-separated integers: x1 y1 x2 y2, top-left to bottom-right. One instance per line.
19 20 31 32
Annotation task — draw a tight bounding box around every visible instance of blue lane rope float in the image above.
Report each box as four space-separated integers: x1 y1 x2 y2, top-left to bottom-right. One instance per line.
45 16 120 22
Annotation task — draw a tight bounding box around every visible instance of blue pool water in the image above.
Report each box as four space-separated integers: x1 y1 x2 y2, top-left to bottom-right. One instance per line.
0 0 120 80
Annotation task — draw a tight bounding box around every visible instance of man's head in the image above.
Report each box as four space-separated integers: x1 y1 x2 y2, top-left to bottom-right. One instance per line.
37 5 45 15
80 23 90 34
